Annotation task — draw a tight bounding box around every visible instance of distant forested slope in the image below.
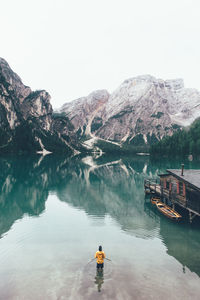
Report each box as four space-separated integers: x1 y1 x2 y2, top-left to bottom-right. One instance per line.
150 118 200 156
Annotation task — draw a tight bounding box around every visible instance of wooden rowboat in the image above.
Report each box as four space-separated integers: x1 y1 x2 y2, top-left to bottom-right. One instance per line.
156 202 182 221
151 196 161 205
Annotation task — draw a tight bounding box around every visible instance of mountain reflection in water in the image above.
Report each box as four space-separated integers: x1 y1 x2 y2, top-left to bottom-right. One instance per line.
0 154 159 239
0 153 200 283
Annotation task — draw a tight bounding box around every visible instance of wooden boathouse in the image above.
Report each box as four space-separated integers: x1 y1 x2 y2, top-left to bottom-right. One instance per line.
144 165 200 222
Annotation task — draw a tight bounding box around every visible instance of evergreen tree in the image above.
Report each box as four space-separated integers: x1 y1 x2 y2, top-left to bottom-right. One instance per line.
150 118 200 156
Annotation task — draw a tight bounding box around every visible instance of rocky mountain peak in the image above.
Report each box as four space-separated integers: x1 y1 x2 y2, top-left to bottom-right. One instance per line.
0 58 31 102
164 78 184 90
60 75 200 150
59 89 110 136
0 58 79 154
121 75 184 91
61 89 109 111
1 57 200 154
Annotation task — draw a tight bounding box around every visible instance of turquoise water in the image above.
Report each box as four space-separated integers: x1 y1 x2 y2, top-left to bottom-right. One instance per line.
0 154 200 300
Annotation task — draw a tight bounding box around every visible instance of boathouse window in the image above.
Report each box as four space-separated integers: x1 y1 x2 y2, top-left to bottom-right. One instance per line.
166 181 170 189
179 182 184 195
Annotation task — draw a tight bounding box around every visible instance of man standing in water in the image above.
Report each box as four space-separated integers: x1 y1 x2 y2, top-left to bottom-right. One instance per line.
95 245 106 269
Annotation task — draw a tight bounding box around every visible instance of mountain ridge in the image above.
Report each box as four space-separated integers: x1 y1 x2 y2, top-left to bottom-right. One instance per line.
60 75 200 150
1 57 200 154
0 58 82 154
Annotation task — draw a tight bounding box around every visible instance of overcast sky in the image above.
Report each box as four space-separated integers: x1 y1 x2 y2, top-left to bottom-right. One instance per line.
1 0 200 108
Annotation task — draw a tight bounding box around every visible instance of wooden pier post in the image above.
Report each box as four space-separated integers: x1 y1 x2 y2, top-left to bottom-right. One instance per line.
189 211 196 223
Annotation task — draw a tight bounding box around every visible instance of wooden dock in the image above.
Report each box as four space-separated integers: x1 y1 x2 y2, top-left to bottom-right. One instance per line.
144 174 200 223
144 179 161 195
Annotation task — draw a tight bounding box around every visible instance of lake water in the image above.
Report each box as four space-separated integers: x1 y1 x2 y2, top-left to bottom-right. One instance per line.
0 154 200 300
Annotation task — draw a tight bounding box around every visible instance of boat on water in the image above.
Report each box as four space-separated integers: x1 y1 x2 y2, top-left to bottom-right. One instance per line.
156 202 182 221
151 196 161 205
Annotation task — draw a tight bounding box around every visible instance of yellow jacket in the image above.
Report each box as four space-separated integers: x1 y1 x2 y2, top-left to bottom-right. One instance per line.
95 251 106 264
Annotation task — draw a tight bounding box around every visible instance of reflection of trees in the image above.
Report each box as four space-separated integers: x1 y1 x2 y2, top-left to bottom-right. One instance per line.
0 154 76 238
57 155 160 238
1 153 200 277
0 155 47 238
149 156 200 174
160 219 200 277
144 200 200 278
0 154 160 239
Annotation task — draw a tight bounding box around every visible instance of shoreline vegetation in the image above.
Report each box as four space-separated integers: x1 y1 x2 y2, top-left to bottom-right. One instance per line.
150 118 200 157
1 58 200 156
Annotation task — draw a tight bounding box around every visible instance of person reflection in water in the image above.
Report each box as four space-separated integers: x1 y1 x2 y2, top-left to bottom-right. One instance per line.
94 268 104 292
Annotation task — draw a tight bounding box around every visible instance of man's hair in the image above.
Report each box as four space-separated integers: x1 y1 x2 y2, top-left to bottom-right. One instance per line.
99 245 102 251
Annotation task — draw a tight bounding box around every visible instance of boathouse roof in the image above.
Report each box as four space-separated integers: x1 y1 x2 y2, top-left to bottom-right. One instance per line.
166 169 200 190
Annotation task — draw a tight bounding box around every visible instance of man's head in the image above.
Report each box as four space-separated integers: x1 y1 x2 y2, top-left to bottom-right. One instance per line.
99 245 102 251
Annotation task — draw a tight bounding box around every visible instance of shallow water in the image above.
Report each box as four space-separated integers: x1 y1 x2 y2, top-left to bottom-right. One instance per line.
0 154 200 299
